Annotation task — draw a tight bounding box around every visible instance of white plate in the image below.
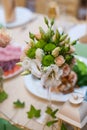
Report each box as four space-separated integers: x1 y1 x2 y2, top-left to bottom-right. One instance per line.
24 56 87 102
3 67 22 80
0 7 34 28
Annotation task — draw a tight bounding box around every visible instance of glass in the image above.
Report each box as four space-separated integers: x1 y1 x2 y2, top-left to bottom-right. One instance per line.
2 0 16 23
47 0 59 19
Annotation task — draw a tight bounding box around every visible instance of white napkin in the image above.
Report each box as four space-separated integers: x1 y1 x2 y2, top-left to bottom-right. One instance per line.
68 24 87 41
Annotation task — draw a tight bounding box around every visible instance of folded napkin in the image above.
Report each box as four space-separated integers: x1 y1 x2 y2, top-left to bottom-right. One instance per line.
0 118 21 130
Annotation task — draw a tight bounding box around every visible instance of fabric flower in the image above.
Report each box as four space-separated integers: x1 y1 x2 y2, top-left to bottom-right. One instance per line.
22 57 42 78
30 59 42 78
41 64 63 88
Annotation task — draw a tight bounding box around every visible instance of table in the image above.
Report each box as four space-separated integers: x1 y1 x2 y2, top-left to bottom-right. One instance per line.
0 14 63 130
0 13 87 130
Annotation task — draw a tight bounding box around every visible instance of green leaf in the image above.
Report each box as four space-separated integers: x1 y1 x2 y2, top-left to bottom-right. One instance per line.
73 59 87 86
61 123 67 130
44 17 49 27
55 29 60 40
45 29 54 42
71 39 78 45
0 91 8 103
51 109 58 118
76 59 87 75
29 32 35 40
59 34 68 42
27 105 41 119
45 106 58 119
50 18 54 27
39 27 45 40
65 55 74 64
13 100 25 108
45 106 53 115
46 120 58 127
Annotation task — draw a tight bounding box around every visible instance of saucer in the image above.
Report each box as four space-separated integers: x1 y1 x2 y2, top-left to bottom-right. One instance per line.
0 7 33 28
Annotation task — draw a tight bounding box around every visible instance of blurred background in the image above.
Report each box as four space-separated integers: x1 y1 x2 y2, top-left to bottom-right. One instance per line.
0 0 87 20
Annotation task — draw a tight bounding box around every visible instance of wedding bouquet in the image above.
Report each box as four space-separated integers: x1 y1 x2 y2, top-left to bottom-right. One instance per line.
20 17 79 94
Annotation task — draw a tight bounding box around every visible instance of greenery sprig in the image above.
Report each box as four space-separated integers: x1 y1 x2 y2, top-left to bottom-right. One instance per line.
27 105 41 119
0 91 8 103
13 99 25 108
27 105 67 130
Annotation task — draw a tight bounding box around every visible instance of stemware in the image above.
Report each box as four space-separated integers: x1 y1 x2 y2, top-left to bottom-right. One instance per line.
2 0 16 23
47 0 59 19
46 0 60 31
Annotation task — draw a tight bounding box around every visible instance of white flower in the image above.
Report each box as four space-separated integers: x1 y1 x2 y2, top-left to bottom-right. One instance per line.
52 47 60 57
41 64 63 88
35 48 44 61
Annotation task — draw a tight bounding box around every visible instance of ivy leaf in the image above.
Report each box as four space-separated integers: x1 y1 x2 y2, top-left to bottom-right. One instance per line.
51 109 58 118
13 100 25 108
27 105 41 119
45 106 58 119
45 106 53 115
0 91 8 103
46 120 58 127
61 123 67 130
